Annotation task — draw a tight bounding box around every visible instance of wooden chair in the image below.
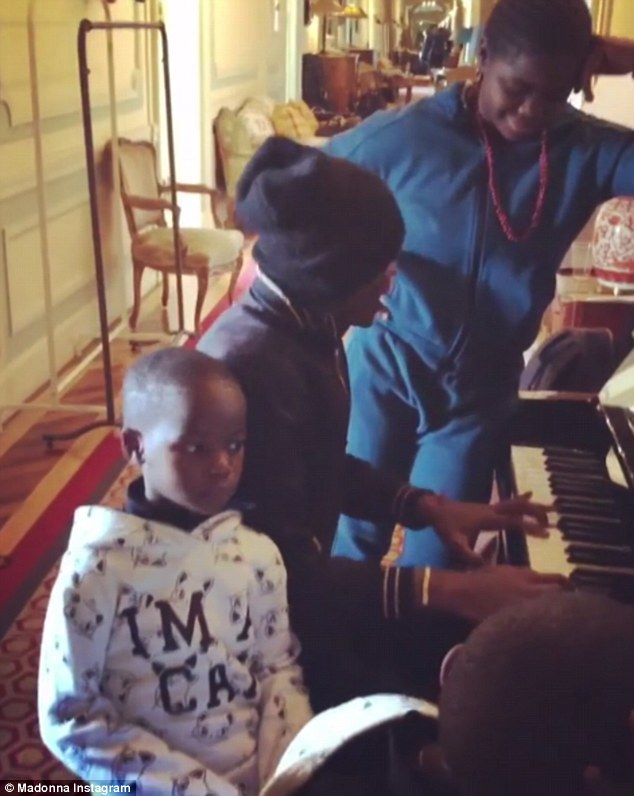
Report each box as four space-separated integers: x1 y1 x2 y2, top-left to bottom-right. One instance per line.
113 138 244 334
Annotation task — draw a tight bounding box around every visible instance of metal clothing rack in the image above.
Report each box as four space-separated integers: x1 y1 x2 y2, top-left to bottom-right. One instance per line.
0 1 113 434
39 16 187 447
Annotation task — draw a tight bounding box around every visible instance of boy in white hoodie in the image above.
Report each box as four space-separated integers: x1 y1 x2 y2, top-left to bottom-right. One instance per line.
38 348 313 796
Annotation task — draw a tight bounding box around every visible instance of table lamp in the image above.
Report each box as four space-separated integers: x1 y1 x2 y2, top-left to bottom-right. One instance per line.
339 3 368 47
339 3 368 18
311 0 344 53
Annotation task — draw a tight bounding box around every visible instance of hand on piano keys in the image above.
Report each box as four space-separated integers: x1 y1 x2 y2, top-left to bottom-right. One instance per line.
434 565 570 622
510 445 634 603
417 491 552 567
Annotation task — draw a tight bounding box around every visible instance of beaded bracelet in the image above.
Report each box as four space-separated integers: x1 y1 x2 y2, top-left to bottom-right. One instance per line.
421 566 432 607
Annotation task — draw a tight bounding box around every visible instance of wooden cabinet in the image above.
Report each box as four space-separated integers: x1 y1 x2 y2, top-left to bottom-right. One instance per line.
547 290 634 359
302 53 358 114
320 54 358 114
348 47 374 66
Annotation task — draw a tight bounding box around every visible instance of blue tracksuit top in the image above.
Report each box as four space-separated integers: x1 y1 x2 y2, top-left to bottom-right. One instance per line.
324 84 634 392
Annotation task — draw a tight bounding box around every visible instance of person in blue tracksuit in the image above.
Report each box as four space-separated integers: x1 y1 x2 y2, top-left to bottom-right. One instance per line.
327 0 634 567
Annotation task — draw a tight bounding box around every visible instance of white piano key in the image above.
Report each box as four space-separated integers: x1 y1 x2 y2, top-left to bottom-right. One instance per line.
511 445 632 580
511 446 573 576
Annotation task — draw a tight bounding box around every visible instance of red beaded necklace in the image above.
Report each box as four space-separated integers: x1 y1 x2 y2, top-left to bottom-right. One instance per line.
473 97 550 243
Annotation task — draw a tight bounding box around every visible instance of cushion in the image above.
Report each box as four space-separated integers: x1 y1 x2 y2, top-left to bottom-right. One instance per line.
236 102 276 148
272 100 320 140
214 97 324 198
242 96 276 117
214 106 261 198
132 227 243 271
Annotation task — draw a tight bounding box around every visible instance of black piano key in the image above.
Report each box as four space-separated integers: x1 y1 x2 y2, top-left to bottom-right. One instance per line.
545 448 603 462
544 446 600 459
558 516 623 532
554 490 617 504
555 494 617 508
570 568 634 603
566 545 634 568
548 476 631 507
555 501 621 520
549 479 617 498
546 460 605 475
552 496 619 519
562 529 628 545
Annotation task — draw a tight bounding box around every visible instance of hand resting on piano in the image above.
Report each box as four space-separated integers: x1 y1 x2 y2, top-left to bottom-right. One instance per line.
427 564 569 623
416 491 551 567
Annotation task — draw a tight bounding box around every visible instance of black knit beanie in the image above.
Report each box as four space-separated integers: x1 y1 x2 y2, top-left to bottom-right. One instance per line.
236 136 405 307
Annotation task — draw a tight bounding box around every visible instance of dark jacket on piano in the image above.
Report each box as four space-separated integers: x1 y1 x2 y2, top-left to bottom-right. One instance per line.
197 277 470 710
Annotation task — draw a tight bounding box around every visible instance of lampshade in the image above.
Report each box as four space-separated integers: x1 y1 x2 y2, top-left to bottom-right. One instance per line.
339 3 368 18
312 0 344 53
311 0 344 15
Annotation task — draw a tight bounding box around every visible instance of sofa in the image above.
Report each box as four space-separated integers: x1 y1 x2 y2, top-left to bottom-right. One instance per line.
213 96 358 198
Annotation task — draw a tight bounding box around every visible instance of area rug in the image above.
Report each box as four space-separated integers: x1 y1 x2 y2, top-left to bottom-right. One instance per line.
0 265 255 782
0 458 141 782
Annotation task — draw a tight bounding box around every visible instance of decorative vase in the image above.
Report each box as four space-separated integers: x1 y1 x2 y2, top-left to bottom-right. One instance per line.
592 197 634 292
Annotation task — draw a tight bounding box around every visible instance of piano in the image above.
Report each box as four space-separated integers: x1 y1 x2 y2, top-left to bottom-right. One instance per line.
497 347 634 603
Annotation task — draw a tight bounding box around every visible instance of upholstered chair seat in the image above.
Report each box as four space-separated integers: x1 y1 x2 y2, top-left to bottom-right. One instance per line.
131 227 243 273
113 137 244 333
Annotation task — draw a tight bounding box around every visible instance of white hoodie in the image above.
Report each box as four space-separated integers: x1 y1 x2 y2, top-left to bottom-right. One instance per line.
38 505 313 796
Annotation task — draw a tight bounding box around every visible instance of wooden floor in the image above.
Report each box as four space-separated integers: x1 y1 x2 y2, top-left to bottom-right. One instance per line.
0 274 232 561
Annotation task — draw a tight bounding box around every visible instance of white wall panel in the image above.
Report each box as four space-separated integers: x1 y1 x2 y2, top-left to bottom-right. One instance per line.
0 0 156 409
209 0 260 86
3 197 94 334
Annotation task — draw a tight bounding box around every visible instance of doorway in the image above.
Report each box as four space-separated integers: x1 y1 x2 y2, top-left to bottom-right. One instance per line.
157 0 202 226
285 0 303 100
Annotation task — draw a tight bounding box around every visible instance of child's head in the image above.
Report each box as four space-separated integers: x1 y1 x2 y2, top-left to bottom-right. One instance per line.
439 592 634 796
236 136 404 328
121 348 246 517
478 0 593 141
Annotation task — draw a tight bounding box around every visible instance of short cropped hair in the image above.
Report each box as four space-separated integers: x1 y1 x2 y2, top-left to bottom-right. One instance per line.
485 0 593 69
439 592 634 796
122 347 240 429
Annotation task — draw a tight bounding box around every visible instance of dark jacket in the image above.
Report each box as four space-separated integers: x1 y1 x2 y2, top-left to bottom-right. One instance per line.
197 278 466 708
199 277 413 555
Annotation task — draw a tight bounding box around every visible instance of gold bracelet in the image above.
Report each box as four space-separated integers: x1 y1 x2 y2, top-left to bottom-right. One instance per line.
422 566 432 607
383 566 390 619
394 567 401 620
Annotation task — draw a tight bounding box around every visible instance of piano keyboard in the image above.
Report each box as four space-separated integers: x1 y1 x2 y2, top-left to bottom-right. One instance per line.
511 445 634 602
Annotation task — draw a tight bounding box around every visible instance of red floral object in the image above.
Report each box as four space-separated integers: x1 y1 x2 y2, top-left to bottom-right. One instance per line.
593 197 634 291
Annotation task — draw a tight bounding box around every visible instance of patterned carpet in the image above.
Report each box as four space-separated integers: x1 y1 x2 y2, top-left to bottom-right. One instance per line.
0 457 136 781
